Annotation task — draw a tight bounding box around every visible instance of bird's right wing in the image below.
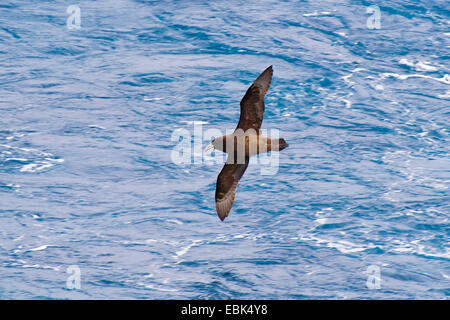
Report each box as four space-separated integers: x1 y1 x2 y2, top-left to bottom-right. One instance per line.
236 65 273 132
215 157 249 221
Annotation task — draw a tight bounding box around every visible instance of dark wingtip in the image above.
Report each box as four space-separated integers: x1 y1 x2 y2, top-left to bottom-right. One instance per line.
217 211 228 221
253 65 273 94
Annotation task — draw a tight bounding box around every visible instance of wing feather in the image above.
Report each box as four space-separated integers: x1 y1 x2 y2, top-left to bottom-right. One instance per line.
236 66 273 131
215 158 249 221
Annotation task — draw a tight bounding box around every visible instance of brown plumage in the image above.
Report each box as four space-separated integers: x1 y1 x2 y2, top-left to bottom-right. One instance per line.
207 66 289 221
215 160 249 220
236 65 273 131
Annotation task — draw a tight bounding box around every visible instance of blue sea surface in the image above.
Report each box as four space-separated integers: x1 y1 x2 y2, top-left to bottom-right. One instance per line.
0 0 449 299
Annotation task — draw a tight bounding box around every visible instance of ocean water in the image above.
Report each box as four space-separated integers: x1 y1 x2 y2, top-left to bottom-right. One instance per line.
0 0 449 299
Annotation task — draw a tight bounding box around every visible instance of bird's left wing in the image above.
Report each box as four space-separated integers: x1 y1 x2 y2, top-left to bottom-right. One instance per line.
215 157 249 221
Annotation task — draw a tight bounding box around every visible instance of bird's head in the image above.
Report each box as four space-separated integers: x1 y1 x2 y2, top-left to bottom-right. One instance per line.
204 135 227 153
204 137 216 153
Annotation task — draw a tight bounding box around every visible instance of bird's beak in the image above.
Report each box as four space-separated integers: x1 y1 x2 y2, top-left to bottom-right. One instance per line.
204 143 214 153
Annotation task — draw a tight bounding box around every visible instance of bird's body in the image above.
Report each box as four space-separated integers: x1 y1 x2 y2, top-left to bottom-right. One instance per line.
206 66 288 221
211 130 285 159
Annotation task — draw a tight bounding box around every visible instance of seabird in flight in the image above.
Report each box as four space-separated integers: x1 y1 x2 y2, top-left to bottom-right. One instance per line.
204 66 289 221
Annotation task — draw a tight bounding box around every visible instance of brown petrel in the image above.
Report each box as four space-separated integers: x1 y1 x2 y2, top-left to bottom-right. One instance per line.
204 66 289 221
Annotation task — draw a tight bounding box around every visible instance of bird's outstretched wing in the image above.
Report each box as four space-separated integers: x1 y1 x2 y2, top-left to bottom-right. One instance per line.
236 65 273 132
215 157 249 221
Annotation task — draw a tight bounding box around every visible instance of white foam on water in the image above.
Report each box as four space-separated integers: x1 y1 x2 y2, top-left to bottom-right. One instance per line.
314 218 328 225
143 97 164 101
437 90 450 99
28 245 51 251
341 68 367 86
22 264 60 271
299 234 376 254
399 58 415 68
88 124 106 129
416 61 438 72
179 120 209 125
13 235 25 242
303 11 333 17
416 246 450 259
137 282 178 292
15 259 61 271
167 219 183 225
399 58 439 72
20 158 64 172
174 240 203 258
5 158 28 162
20 163 40 172
382 72 450 84
342 74 354 85
341 98 352 109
